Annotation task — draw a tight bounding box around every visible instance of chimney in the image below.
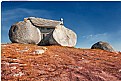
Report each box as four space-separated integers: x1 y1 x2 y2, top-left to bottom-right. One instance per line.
60 18 64 25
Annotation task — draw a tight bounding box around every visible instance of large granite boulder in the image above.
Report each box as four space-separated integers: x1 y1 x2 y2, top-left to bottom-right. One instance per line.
52 25 77 47
9 17 77 47
91 41 115 52
9 19 41 44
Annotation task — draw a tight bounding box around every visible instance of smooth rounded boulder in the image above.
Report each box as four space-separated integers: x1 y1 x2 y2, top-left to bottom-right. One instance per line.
9 20 41 44
91 41 115 52
52 25 77 47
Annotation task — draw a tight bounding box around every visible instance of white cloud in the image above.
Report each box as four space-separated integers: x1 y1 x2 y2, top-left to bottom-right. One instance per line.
83 33 107 40
80 31 121 51
1 8 53 43
2 8 52 22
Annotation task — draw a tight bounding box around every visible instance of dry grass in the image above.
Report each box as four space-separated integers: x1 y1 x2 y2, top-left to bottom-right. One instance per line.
1 43 121 81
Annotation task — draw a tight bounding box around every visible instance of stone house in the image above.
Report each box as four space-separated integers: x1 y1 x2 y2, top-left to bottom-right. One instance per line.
9 17 77 47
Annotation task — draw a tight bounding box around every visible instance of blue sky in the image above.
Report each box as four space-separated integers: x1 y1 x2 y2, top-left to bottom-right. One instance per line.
1 1 121 51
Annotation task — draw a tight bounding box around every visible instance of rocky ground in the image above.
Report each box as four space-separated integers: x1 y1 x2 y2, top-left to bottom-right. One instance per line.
1 43 121 81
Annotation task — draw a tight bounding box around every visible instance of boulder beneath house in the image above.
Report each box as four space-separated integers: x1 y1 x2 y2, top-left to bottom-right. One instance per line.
52 25 77 47
9 19 41 44
91 41 115 52
9 17 77 47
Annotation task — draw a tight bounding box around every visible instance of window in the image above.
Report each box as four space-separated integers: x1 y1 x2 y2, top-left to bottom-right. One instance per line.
42 33 49 39
47 28 51 30
41 27 45 30
43 34 46 39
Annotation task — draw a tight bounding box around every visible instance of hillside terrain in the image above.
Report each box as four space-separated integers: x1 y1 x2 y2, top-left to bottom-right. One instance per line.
1 43 121 81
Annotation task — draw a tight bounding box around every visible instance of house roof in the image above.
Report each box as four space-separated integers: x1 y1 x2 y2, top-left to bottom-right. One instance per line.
27 17 61 28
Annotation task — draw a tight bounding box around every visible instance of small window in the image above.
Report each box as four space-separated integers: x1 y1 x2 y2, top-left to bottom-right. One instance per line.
41 27 45 30
42 33 48 39
43 34 47 38
47 28 50 30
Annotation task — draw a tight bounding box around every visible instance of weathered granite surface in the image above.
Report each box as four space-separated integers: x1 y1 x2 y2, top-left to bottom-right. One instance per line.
53 25 77 47
9 20 41 44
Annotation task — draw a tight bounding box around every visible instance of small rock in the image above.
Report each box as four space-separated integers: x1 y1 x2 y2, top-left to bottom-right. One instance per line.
10 63 19 65
42 47 48 50
18 47 29 53
10 66 17 70
55 55 59 57
34 49 45 54
2 62 10 65
13 72 24 77
2 45 7 47
82 57 84 59
91 41 115 52
19 64 27 66
119 69 121 72
12 59 20 62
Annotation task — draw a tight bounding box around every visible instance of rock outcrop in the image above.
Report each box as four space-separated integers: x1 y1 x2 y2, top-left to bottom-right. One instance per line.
9 17 77 47
91 41 115 52
1 43 121 81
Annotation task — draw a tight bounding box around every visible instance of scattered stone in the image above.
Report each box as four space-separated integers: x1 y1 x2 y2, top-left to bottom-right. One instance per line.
34 49 45 54
12 59 20 62
119 69 121 72
2 62 10 65
82 57 84 59
13 72 24 77
42 47 48 50
54 55 59 57
18 47 29 53
10 63 19 65
1 44 7 47
91 41 115 52
10 66 17 70
19 64 27 66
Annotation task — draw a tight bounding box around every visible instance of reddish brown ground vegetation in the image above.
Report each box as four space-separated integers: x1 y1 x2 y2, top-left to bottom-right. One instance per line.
1 43 121 81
